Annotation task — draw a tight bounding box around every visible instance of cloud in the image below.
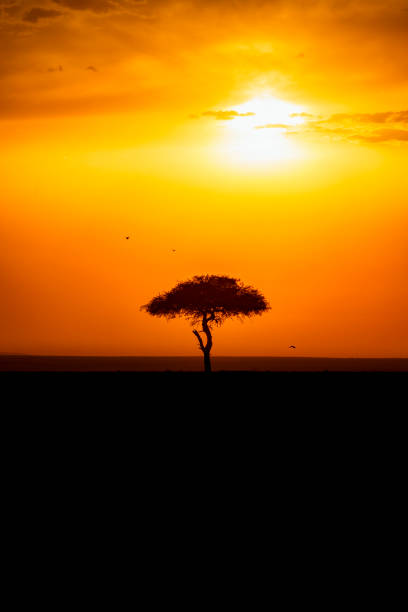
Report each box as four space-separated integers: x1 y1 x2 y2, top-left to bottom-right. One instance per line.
1 1 407 120
202 110 255 120
353 128 408 143
255 123 288 129
52 0 150 13
285 109 408 143
290 112 315 119
0 1 19 12
287 125 357 139
23 8 62 23
52 0 117 11
327 111 408 124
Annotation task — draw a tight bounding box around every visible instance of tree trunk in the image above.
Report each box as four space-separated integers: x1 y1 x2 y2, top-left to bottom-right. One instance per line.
193 314 213 373
201 314 213 373
203 350 212 373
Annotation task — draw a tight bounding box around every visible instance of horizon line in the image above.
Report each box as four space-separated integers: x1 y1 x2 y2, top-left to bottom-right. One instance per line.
1 354 408 360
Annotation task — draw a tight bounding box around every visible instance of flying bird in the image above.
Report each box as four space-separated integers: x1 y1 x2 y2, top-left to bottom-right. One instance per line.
125 236 130 240
289 345 296 349
171 249 176 252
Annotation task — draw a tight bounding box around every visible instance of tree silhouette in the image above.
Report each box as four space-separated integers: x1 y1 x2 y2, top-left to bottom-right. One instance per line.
142 275 270 373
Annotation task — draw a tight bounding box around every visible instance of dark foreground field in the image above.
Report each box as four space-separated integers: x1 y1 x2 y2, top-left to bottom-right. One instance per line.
2 357 406 488
1 355 406 409
3 355 404 573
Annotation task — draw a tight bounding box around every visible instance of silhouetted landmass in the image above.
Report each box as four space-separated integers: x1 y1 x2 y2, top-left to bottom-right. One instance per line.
1 355 407 372
2 357 406 415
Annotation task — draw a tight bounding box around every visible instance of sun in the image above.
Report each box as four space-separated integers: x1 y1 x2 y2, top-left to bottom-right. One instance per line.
216 94 307 166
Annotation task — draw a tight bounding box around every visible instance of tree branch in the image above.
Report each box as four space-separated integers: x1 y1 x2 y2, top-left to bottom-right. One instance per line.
201 314 213 354
193 329 205 353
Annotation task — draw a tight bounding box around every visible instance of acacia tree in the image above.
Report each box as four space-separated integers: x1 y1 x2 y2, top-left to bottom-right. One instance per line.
142 275 270 373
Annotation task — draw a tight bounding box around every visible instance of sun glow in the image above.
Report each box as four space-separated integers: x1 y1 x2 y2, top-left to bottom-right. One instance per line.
217 95 306 165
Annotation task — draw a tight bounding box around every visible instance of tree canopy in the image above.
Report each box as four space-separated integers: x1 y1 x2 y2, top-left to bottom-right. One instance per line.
142 274 270 324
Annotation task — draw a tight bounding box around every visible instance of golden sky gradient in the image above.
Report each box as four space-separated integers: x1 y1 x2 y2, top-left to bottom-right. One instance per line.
1 0 407 356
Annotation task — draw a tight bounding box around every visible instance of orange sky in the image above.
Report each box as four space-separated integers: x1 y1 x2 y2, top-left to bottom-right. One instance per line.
1 0 407 357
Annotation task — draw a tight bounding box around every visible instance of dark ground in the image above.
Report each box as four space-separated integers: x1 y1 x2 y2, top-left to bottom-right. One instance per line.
2 355 408 372
0 355 404 404
2 354 404 604
2 369 405 470
1 355 406 407
2 356 405 561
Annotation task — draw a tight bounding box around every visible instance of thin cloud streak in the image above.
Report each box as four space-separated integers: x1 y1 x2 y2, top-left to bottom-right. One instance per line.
255 123 289 129
258 109 408 144
23 8 62 23
202 110 256 120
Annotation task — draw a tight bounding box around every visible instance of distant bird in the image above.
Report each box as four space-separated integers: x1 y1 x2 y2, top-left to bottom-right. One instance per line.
171 249 176 253
289 345 296 349
125 236 130 240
